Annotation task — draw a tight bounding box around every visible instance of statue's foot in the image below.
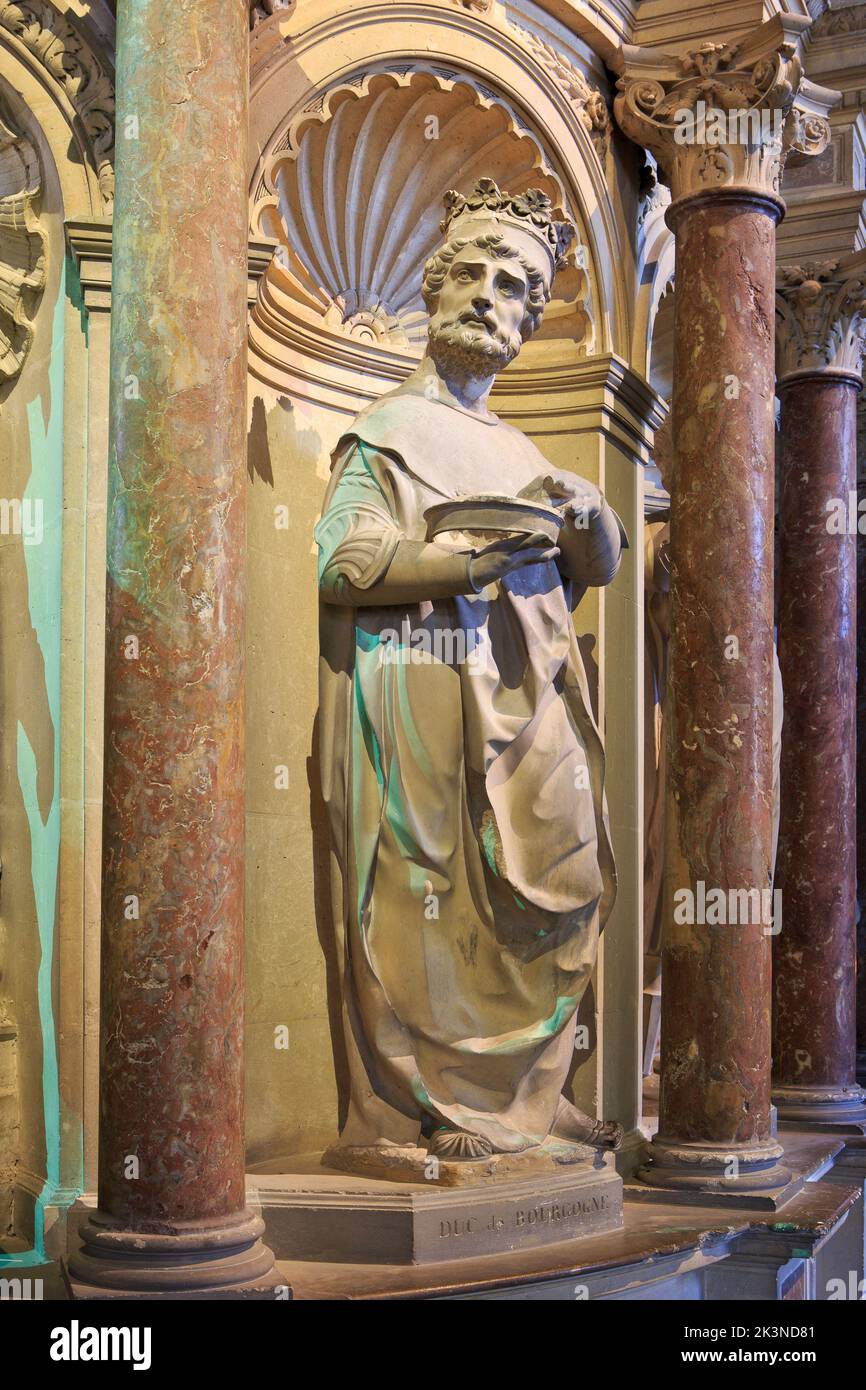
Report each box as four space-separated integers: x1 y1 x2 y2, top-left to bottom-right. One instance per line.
584 1119 624 1151
428 1127 493 1161
551 1097 624 1151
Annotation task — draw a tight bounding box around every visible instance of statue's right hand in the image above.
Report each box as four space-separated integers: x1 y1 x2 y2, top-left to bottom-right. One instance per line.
468 531 559 590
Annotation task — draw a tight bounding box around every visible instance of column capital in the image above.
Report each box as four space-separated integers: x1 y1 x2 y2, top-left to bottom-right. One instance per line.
776 250 866 386
613 16 838 214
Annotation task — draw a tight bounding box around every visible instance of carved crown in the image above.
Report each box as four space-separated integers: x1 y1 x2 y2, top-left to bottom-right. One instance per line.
440 178 575 274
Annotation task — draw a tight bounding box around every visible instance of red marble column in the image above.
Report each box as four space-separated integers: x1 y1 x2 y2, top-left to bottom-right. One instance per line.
67 0 278 1296
857 414 866 1087
773 371 866 1130
641 190 790 1191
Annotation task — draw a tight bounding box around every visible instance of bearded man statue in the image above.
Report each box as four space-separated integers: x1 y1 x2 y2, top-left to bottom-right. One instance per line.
316 179 626 1172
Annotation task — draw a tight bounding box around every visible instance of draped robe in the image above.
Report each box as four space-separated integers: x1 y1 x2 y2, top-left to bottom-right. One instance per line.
316 389 619 1154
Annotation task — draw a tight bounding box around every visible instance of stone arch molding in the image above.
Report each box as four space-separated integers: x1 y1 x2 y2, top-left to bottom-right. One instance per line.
0 0 115 210
251 67 594 355
0 104 45 383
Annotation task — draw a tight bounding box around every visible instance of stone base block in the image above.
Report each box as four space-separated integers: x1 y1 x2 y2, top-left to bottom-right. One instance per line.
774 1084 866 1134
64 1205 285 1300
631 1132 844 1211
255 1151 623 1265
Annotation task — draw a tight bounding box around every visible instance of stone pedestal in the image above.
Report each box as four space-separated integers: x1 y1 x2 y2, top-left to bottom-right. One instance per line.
773 257 866 1134
65 0 277 1298
254 1151 623 1266
614 23 836 1195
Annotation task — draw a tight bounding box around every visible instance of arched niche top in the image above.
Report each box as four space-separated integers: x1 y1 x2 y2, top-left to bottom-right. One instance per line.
0 2 115 217
251 67 594 357
248 1 631 360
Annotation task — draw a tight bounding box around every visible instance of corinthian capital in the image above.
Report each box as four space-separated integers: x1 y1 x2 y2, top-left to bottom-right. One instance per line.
613 16 838 209
776 252 866 384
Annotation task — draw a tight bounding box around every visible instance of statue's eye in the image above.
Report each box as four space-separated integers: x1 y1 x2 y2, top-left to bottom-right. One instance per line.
456 269 473 281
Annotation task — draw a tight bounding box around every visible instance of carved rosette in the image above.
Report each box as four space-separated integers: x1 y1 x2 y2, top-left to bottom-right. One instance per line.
0 0 115 206
0 111 46 384
776 255 866 384
613 21 835 211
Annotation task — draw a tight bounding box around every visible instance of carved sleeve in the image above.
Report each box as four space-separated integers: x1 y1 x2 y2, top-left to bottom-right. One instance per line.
315 442 403 600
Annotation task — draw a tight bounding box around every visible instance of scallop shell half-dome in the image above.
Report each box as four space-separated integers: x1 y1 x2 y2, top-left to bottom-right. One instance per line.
253 69 593 353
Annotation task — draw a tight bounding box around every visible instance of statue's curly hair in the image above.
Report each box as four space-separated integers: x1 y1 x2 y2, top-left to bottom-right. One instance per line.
421 232 550 338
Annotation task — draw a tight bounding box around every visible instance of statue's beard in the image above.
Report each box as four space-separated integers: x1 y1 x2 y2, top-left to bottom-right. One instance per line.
427 316 523 379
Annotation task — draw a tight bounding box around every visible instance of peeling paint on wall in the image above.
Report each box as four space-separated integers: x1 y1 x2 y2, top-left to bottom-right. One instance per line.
1 270 69 1267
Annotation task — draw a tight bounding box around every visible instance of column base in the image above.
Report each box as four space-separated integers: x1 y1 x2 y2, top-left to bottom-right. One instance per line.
773 1084 866 1133
65 1207 286 1300
637 1135 794 1202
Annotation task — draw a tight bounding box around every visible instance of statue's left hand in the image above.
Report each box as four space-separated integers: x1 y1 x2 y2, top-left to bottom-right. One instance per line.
519 473 603 525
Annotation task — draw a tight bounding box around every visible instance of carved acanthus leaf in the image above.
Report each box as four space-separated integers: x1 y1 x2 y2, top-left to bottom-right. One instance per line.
0 110 46 384
510 23 611 163
613 22 835 206
776 257 866 382
0 0 115 206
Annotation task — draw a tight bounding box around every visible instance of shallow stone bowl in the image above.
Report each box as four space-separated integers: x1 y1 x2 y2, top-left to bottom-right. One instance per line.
424 494 565 545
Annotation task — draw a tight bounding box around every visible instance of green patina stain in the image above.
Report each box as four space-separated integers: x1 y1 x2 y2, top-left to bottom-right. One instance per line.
481 818 500 876
457 995 578 1058
1 274 73 1268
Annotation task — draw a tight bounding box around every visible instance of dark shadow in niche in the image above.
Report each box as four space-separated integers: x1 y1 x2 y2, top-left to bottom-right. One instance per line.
565 978 598 1099
307 709 350 1132
577 631 599 726
247 394 299 487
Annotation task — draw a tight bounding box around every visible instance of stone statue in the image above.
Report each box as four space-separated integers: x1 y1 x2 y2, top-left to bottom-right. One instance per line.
316 179 625 1173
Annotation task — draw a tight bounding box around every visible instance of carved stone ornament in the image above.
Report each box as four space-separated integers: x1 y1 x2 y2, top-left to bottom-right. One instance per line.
811 4 866 38
248 0 296 28
0 0 115 206
776 254 866 383
252 69 593 353
0 108 46 384
613 18 836 207
509 22 612 163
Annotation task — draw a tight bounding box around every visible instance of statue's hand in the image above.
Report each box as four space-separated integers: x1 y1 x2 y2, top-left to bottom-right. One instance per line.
519 473 603 525
468 531 559 590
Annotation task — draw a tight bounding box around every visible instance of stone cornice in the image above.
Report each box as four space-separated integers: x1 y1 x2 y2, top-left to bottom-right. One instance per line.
612 16 838 210
65 222 277 314
776 249 866 383
0 0 115 207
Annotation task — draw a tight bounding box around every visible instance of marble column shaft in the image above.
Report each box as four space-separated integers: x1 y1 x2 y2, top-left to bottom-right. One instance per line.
68 0 277 1296
613 21 837 1192
652 191 785 1183
774 372 865 1127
